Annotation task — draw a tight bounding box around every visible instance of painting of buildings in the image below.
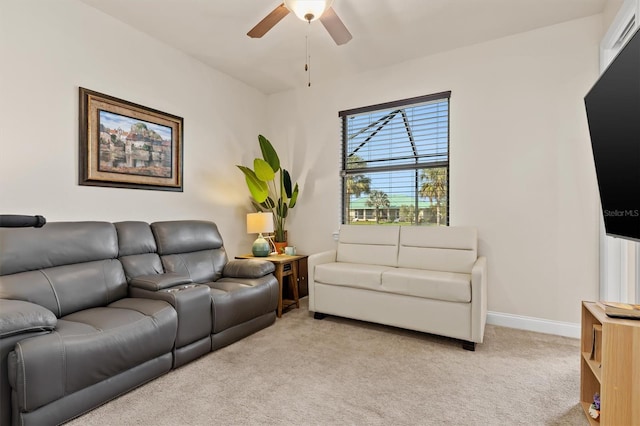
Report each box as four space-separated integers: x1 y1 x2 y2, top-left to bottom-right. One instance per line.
98 110 173 178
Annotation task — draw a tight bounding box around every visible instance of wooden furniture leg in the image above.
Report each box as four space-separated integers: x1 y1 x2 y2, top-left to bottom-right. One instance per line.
274 263 284 318
291 259 300 308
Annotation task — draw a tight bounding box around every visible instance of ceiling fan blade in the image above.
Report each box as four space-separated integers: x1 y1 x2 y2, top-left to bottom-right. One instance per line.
320 6 352 45
247 3 290 38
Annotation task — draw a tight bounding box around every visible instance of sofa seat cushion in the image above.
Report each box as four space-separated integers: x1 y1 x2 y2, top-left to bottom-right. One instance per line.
381 268 471 303
314 262 396 290
9 298 177 412
208 275 279 333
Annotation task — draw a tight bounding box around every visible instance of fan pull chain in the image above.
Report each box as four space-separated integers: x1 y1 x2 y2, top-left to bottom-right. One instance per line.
304 21 311 87
305 28 311 87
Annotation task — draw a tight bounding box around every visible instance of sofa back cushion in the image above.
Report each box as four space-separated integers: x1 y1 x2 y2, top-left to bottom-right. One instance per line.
151 220 228 283
115 221 163 279
336 225 399 267
0 222 127 317
397 226 477 273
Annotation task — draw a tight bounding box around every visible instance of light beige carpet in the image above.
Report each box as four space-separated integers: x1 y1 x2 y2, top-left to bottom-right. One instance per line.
67 298 588 425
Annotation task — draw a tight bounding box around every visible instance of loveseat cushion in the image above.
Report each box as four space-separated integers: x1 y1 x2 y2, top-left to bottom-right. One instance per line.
115 221 157 256
0 222 117 276
336 225 399 267
161 250 228 283
152 221 224 255
8 298 177 412
381 269 471 302
115 221 163 279
0 222 129 317
315 262 396 290
397 226 477 274
152 221 228 283
0 260 128 317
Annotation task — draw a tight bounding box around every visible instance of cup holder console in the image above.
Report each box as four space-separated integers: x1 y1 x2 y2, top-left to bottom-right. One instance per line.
164 284 199 293
180 284 197 289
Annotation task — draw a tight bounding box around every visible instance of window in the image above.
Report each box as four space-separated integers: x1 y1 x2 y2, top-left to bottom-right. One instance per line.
339 91 451 226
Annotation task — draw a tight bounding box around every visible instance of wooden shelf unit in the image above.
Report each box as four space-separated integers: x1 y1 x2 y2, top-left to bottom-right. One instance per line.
580 301 640 425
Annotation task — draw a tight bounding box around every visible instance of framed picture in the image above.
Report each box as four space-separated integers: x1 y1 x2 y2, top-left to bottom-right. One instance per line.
79 87 183 191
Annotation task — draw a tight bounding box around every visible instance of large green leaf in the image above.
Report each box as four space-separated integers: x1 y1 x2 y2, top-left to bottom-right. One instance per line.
237 165 268 203
258 135 280 172
260 197 276 209
282 169 292 198
254 158 275 182
288 183 299 208
276 199 288 219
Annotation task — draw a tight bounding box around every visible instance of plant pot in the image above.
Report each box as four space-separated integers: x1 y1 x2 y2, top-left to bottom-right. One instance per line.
273 241 288 254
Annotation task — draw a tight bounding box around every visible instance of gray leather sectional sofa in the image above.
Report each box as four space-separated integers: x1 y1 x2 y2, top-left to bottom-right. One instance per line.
0 220 278 426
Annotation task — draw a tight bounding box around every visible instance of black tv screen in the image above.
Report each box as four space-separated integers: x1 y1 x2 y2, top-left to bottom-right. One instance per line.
585 27 640 243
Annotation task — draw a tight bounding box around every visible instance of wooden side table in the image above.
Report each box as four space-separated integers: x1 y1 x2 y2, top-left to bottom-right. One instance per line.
235 253 308 318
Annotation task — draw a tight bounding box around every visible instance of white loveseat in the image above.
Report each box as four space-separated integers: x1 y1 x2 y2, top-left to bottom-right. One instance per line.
308 225 487 350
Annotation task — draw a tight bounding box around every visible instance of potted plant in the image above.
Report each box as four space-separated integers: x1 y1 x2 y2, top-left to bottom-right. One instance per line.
237 135 299 252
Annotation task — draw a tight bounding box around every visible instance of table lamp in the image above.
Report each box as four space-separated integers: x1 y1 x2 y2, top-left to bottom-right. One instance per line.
246 212 274 257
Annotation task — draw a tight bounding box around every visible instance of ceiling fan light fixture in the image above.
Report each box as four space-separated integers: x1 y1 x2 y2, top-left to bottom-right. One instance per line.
284 0 333 23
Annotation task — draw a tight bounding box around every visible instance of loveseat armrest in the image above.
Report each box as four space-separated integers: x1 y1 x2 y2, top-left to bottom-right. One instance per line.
130 273 193 291
0 299 57 338
307 250 337 311
222 259 275 279
470 256 487 344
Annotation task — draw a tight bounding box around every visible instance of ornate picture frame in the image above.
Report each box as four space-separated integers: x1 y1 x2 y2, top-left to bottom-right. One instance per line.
79 87 183 191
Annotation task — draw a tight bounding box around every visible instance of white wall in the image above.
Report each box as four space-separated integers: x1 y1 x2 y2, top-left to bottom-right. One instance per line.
267 15 603 326
0 0 267 257
603 0 625 31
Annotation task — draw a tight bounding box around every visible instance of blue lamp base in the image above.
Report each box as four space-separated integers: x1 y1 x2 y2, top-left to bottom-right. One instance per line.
252 235 270 257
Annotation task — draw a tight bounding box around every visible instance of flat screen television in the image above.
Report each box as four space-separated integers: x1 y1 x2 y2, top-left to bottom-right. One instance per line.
585 27 640 243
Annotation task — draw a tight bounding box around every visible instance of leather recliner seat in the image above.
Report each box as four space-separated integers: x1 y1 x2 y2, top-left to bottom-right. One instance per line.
149 221 279 351
0 222 177 426
0 220 279 426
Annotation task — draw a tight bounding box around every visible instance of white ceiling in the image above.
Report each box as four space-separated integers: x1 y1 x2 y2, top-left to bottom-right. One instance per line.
77 0 607 94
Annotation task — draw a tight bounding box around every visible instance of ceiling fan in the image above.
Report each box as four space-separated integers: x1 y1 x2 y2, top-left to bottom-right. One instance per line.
247 0 352 45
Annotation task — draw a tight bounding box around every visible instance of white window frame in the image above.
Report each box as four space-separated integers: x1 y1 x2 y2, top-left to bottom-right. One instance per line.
339 92 451 227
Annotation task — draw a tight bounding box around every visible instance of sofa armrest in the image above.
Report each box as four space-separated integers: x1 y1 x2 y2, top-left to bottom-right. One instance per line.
222 259 275 279
130 273 193 291
470 256 487 344
0 299 57 338
307 250 337 311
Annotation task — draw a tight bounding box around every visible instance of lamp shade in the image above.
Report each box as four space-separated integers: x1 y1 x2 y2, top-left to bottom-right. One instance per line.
247 212 274 234
284 0 333 22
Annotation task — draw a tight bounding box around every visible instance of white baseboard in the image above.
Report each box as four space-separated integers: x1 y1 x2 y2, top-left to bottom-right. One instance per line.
487 311 581 339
